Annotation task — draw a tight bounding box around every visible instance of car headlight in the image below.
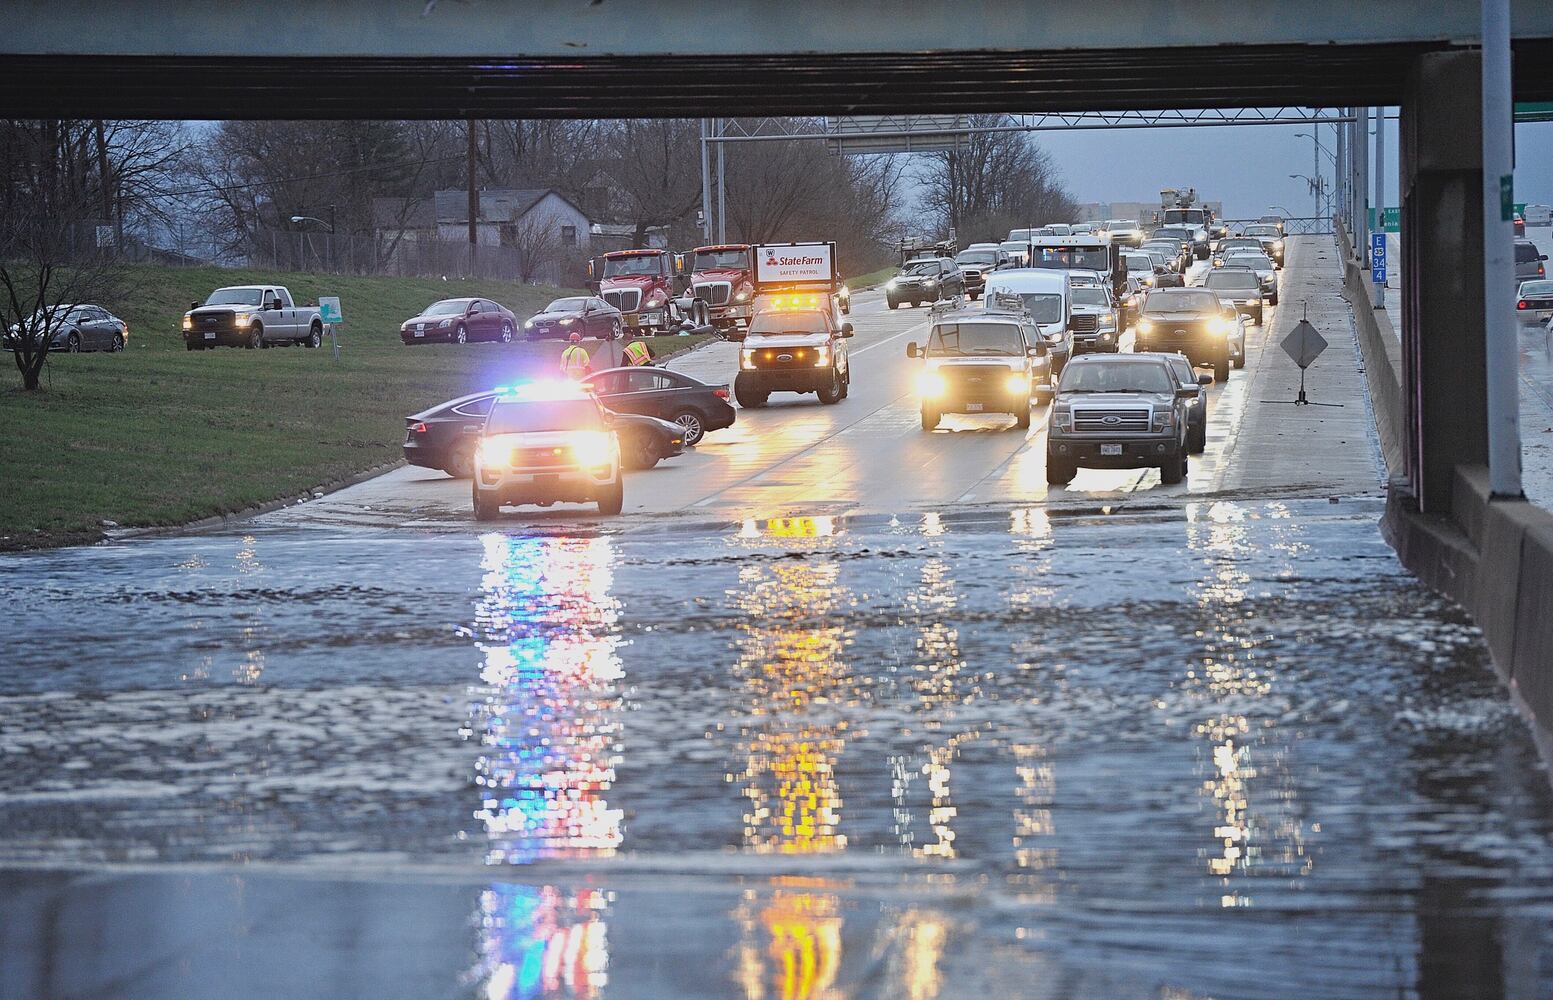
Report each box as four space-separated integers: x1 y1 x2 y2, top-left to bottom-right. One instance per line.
1046 333 1062 344
439 318 453 328
1274 240 1285 249
1102 311 1115 324
1004 373 1027 394
570 431 613 469
523 318 536 328
560 317 576 325
886 278 898 288
478 437 512 468
1214 317 1234 335
1137 319 1153 334
814 345 831 367
918 371 947 398
924 279 937 287
234 312 253 327
1152 408 1175 431
182 315 193 331
740 348 757 370
1250 298 1262 306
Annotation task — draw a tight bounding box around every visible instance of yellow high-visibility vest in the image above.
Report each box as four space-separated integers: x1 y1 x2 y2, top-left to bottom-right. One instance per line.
561 344 591 377
623 340 652 366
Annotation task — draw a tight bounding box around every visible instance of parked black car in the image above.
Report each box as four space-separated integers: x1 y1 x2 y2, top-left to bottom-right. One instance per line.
404 389 687 476
524 296 624 340
580 367 736 446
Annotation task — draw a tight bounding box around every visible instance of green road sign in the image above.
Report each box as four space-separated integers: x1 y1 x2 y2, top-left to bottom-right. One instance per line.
1516 102 1553 123
1368 207 1401 233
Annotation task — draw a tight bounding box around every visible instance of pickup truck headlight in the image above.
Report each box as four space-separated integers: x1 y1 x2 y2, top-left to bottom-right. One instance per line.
234 312 253 327
1152 409 1175 431
740 348 757 370
182 314 193 331
1052 406 1073 431
918 371 946 398
1137 319 1153 335
886 278 898 288
814 345 831 367
1004 373 1027 394
1046 332 1062 344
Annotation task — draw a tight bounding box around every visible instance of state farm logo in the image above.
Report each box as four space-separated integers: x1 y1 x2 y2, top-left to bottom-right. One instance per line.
765 251 778 267
769 256 824 266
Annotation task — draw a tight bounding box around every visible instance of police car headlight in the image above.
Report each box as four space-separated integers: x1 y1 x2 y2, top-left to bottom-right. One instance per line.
570 431 613 469
918 371 947 398
478 437 513 468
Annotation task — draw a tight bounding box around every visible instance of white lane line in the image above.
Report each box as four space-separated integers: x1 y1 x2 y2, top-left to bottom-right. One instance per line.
850 320 927 356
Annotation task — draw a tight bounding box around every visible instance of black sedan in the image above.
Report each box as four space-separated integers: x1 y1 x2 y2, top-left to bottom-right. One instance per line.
523 296 624 340
403 390 687 476
579 367 736 446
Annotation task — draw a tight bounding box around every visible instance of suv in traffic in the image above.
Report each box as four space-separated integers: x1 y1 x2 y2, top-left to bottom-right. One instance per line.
954 248 999 300
1046 353 1196 485
1203 268 1266 325
472 384 624 519
1133 287 1237 381
907 296 1053 431
886 257 964 309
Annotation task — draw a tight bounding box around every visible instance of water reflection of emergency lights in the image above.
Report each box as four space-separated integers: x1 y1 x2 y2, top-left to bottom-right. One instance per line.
739 516 838 540
468 533 623 1000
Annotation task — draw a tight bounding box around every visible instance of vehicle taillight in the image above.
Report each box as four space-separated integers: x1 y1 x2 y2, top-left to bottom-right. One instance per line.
713 387 730 399
410 422 429 434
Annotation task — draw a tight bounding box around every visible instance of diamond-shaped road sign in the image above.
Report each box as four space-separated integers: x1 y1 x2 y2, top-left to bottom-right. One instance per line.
1280 320 1328 370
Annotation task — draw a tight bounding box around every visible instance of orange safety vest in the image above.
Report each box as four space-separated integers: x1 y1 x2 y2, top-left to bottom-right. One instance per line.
561 344 592 378
623 340 652 366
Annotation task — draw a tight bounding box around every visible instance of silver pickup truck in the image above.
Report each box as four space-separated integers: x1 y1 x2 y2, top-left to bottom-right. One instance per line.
182 285 324 351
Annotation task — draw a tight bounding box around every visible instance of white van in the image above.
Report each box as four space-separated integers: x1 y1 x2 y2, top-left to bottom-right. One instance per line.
982 269 1073 372
1525 204 1552 228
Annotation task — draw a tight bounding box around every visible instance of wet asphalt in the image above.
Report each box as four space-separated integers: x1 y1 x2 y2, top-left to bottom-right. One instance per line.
5 499 1553 998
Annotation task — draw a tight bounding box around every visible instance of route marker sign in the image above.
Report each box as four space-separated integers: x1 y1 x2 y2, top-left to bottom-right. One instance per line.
1370 232 1387 284
1281 320 1328 369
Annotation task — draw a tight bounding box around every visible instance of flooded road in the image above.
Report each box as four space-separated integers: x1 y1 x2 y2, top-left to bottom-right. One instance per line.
5 498 1553 998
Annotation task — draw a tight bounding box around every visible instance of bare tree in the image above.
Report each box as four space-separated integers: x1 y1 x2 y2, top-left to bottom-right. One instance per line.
602 119 704 248
917 116 1076 244
510 215 561 284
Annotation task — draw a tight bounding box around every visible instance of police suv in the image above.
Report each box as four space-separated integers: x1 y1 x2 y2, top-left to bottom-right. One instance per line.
471 383 624 519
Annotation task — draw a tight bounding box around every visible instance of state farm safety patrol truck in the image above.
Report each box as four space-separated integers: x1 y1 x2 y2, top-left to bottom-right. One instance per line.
734 242 856 407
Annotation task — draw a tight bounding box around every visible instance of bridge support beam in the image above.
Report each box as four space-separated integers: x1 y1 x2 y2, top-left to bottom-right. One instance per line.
1399 50 1488 514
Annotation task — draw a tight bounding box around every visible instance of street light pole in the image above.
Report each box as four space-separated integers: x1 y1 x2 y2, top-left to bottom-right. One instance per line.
1482 0 1522 497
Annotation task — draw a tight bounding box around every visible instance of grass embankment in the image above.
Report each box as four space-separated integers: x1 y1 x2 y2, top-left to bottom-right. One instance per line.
0 264 706 548
847 266 898 291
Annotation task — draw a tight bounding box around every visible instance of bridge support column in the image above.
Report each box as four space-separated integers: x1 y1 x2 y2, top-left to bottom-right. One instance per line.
1399 50 1487 513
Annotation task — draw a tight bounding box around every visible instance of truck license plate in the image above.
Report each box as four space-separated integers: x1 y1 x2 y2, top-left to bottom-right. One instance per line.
1101 443 1123 456
204 332 215 340
965 403 983 413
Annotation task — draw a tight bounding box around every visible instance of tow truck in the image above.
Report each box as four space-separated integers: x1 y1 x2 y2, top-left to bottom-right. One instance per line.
734 241 855 408
586 249 708 336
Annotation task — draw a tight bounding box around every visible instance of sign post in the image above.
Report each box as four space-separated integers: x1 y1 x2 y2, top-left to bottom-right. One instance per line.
318 296 343 361
1268 307 1341 407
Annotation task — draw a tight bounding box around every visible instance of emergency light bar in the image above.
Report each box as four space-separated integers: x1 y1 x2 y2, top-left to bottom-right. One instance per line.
492 381 589 401
760 293 826 311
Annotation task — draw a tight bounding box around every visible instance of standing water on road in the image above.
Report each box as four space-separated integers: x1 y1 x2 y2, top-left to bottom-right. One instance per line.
3 499 1553 998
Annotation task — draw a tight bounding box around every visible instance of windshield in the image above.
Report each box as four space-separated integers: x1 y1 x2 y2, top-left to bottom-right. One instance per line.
1219 240 1262 253
602 254 662 277
1144 290 1221 314
902 260 940 276
546 297 588 313
1521 280 1553 296
986 290 1063 324
1206 272 1259 290
1226 254 1273 269
1072 288 1110 306
1155 229 1193 243
1163 209 1205 225
1031 246 1109 271
1045 225 1071 235
749 310 828 336
1060 361 1173 394
1109 220 1138 231
425 299 469 315
1124 255 1152 271
1244 225 1280 237
487 398 603 433
956 251 996 266
205 288 264 306
1008 229 1035 241
693 248 750 270
925 322 1027 357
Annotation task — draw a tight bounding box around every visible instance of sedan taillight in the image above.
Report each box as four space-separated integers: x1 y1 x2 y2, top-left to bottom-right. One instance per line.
713 387 730 399
1519 300 1530 310
409 422 429 434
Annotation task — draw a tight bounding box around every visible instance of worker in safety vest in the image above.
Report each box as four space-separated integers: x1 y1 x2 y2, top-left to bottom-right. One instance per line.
560 332 592 380
622 339 655 367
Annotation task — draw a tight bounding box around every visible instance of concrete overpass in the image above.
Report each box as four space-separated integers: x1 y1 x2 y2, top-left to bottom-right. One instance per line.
3 0 1553 117
7 0 1553 740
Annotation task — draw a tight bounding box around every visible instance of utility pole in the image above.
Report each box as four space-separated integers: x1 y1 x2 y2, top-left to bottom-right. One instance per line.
1482 0 1522 496
700 119 712 243
467 119 479 271
716 118 727 244
1374 107 1386 292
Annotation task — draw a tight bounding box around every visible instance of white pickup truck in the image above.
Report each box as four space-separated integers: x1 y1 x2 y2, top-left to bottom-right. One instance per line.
182 285 324 351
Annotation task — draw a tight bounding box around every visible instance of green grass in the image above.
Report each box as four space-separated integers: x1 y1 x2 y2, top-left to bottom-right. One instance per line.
848 267 897 291
0 262 706 548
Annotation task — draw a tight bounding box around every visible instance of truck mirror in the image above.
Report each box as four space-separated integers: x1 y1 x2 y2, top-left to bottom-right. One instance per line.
906 342 919 358
841 322 855 337
190 301 199 310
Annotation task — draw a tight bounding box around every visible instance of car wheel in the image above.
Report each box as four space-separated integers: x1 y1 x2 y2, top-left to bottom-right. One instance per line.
248 325 264 349
305 324 322 349
1254 309 1264 326
472 484 499 521
1190 419 1206 454
621 441 657 470
185 341 197 352
454 324 468 345
887 297 898 310
110 333 124 353
444 443 476 479
672 410 705 446
734 378 767 409
1046 457 1076 485
611 319 622 339
1160 454 1186 485
921 407 940 431
1014 403 1032 429
1233 353 1246 370
1269 292 1279 306
596 477 624 516
1214 357 1230 383
498 321 514 344
817 371 843 405
66 332 81 353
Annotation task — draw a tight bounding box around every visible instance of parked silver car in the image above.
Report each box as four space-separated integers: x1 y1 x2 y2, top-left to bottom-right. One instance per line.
4 303 128 353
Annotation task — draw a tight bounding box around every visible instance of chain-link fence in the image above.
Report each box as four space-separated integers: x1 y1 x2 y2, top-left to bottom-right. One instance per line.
1221 216 1333 235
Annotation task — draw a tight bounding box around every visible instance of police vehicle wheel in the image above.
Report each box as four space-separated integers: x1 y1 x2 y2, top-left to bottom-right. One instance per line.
1046 458 1075 484
1214 358 1230 383
472 485 499 521
454 324 468 345
1269 291 1279 306
672 410 705 446
921 407 940 431
596 478 624 516
1254 309 1264 326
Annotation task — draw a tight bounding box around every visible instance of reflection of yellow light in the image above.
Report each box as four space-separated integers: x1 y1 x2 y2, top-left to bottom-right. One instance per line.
761 516 835 538
737 887 843 1000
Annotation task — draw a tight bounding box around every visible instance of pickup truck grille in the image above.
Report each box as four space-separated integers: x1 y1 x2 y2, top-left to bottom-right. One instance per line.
693 282 731 306
1073 408 1151 433
510 446 574 469
603 289 641 314
196 313 236 334
1149 320 1213 342
1070 314 1099 333
751 346 816 369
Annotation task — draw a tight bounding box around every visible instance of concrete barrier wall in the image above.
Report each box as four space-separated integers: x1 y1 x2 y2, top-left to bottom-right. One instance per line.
1344 224 1553 743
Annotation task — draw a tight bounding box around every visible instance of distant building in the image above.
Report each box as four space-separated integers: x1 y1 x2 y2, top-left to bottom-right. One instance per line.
373 188 591 284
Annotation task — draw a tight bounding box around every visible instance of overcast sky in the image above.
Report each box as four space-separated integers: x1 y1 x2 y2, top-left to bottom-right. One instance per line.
1024 116 1553 223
